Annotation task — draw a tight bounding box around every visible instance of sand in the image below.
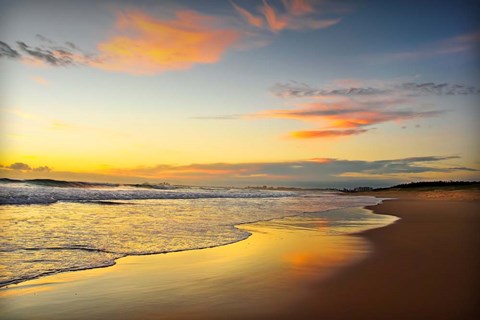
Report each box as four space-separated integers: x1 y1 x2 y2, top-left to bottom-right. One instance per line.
1 191 479 319
280 191 480 320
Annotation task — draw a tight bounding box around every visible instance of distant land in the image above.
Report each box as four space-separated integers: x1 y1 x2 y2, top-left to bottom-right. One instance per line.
356 181 480 192
1 177 478 192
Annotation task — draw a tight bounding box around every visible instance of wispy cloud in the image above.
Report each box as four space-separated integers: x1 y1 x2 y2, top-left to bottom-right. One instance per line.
0 41 20 58
388 30 480 61
231 1 264 28
0 39 97 67
232 0 341 32
271 81 480 98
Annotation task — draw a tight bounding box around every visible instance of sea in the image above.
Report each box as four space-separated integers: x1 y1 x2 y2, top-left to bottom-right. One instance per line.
0 179 396 288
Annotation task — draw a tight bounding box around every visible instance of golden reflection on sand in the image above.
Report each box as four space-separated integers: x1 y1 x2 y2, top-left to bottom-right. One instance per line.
0 211 373 320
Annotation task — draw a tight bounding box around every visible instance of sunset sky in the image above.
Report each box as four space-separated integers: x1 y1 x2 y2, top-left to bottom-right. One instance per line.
1 0 479 187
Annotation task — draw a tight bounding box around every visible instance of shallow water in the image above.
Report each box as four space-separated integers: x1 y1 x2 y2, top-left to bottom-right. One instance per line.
0 206 398 320
0 184 390 287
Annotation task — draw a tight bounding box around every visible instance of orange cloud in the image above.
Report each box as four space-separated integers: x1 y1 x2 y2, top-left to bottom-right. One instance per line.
290 128 369 139
94 10 241 75
262 0 288 32
256 96 443 139
307 158 334 163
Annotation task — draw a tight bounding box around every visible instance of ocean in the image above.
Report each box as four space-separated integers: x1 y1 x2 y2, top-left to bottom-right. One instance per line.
0 179 395 288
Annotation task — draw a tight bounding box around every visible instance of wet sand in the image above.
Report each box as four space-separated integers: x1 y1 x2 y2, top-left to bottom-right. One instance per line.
280 192 480 320
1 191 479 319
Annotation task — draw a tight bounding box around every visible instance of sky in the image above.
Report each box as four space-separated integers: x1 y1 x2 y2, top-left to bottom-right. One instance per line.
0 0 479 188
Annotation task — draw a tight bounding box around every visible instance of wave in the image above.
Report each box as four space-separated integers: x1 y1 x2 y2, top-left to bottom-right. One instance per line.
0 178 177 190
0 183 296 205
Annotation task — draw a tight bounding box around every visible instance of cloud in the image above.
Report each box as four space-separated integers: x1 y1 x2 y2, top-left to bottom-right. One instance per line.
1 162 51 172
195 78 452 139
7 162 32 170
99 155 478 187
1 9 242 75
17 41 80 66
0 38 97 67
271 81 480 98
290 128 369 138
254 94 444 138
390 30 480 61
1 3 343 75
2 157 477 188
262 0 288 32
231 2 264 28
247 78 470 139
232 0 341 32
33 166 52 172
35 34 54 44
282 0 314 16
108 155 472 178
399 82 480 96
92 9 241 75
261 106 443 125
0 41 20 58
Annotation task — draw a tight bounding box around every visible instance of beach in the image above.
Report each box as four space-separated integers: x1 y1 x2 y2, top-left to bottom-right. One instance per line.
281 190 480 319
1 190 479 319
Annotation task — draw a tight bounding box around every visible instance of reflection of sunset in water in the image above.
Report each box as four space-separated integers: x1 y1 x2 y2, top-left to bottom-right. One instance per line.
1 207 391 319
